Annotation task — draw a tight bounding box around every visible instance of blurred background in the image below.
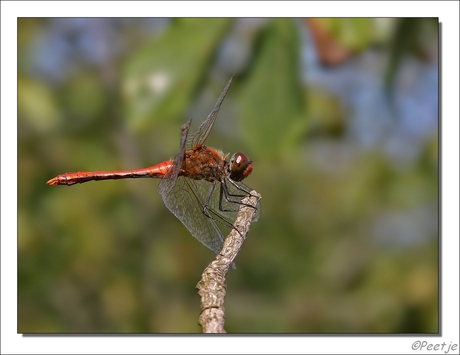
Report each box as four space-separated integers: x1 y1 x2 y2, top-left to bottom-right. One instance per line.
18 18 438 333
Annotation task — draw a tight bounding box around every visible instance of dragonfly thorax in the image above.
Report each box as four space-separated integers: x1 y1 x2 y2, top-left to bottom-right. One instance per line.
181 145 228 183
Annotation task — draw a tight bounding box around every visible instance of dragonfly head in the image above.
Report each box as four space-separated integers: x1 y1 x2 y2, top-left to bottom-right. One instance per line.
229 152 253 181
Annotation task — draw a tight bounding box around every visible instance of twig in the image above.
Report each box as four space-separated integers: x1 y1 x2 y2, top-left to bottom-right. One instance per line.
196 191 261 333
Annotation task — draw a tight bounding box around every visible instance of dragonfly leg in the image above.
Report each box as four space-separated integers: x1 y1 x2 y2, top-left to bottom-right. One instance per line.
219 179 258 213
202 180 258 240
202 181 217 219
202 181 237 232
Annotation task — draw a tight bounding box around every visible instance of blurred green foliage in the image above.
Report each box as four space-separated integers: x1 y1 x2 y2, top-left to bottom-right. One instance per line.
18 18 438 333
123 18 232 129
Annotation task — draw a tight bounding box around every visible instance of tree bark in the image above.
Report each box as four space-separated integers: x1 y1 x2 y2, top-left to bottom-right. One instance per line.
196 191 261 333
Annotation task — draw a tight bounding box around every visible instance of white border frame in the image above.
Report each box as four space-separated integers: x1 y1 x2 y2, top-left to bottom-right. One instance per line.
2 2 458 354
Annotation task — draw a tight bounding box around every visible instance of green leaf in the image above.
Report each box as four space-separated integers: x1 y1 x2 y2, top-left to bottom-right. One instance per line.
321 18 377 52
239 19 306 158
122 18 232 130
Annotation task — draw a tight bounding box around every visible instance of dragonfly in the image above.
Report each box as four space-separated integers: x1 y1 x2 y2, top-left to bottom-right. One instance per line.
47 75 260 256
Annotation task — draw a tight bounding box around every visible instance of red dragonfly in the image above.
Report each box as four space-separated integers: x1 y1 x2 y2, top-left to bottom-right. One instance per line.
47 76 260 256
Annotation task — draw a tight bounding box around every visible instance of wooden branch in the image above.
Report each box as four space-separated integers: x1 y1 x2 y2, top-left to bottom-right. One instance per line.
196 191 261 333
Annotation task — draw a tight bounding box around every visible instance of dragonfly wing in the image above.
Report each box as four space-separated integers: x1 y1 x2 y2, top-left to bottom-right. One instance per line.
160 175 260 256
186 75 234 150
158 119 191 195
160 176 227 255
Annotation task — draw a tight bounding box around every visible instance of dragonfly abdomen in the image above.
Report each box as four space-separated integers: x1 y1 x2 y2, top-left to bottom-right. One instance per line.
47 161 174 186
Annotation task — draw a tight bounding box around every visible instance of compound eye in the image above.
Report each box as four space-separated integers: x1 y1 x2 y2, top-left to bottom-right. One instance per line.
229 152 253 181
